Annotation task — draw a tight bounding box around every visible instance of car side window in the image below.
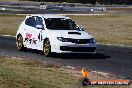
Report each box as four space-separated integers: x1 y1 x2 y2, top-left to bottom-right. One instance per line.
25 17 36 27
36 17 43 26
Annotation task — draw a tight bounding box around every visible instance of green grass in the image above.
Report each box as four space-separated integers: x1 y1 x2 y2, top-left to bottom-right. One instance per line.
0 15 24 35
0 55 130 88
69 15 132 46
0 14 132 45
0 55 78 88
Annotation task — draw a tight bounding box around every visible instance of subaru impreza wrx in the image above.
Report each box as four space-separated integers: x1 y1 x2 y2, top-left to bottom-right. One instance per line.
16 14 96 56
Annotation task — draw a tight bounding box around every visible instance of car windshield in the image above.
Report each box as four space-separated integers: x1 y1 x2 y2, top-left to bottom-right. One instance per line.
45 18 77 30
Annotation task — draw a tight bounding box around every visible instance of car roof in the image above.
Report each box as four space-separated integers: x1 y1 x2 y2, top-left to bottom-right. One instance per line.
26 14 70 19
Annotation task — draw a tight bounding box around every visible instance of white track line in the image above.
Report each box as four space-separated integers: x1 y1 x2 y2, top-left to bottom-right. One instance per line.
1 34 15 37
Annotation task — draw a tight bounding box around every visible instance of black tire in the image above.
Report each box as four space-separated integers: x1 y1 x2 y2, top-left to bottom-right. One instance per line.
43 39 51 57
16 35 25 51
80 77 91 86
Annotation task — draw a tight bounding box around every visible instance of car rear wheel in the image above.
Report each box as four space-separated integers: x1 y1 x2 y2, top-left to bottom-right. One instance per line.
43 39 51 57
16 35 25 51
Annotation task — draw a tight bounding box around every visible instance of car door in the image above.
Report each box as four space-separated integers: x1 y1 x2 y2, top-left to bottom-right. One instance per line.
31 16 44 50
24 16 37 49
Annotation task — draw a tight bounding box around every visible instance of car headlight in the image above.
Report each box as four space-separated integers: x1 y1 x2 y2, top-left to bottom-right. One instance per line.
57 37 69 42
89 38 96 43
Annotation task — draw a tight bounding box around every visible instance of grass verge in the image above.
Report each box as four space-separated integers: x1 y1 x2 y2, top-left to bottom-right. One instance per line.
0 55 130 88
0 55 79 88
0 14 132 45
0 15 24 36
69 15 132 46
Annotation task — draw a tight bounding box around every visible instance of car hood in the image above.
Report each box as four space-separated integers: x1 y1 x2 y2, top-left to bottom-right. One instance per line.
46 30 93 39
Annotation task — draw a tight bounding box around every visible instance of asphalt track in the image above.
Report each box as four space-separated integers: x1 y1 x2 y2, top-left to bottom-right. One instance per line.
0 6 104 14
1 3 132 15
0 35 132 79
1 1 132 15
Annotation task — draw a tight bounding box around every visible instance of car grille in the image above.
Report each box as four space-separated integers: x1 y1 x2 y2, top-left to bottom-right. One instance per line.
60 46 96 52
67 39 92 44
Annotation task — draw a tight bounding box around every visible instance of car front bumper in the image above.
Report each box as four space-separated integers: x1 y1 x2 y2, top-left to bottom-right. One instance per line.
51 41 96 54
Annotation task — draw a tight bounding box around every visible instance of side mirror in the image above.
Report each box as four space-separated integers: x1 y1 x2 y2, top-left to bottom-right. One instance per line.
36 24 43 29
76 26 85 31
79 27 85 31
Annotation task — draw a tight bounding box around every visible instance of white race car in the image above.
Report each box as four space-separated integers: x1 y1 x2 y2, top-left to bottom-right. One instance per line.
16 14 96 56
